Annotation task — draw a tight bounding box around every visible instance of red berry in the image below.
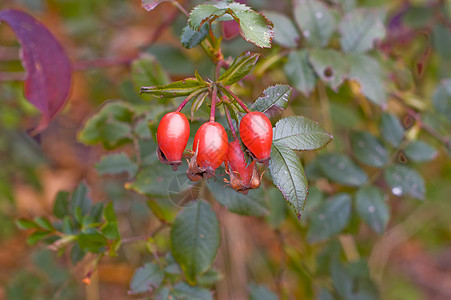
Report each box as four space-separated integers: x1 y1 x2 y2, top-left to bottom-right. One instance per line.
239 111 273 162
193 121 228 170
156 112 190 169
225 140 261 194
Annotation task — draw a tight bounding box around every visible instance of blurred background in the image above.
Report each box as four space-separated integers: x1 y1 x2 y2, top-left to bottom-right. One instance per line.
0 0 451 299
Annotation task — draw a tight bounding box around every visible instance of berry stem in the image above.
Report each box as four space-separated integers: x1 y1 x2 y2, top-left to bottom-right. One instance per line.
224 105 238 141
176 88 207 112
221 85 251 113
210 84 218 122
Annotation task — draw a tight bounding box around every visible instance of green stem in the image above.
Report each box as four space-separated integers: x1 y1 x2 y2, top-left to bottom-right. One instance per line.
220 85 251 113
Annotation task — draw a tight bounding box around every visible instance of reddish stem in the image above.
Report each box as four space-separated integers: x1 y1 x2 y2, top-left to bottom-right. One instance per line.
210 85 218 122
176 88 206 112
222 85 251 113
224 105 238 141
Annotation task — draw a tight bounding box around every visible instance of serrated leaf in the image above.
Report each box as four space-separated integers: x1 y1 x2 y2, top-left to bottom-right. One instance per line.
263 11 300 48
132 53 169 89
188 4 231 30
233 10 274 48
181 23 209 49
432 79 451 121
284 50 317 96
380 113 404 147
294 0 337 47
96 153 138 178
309 49 348 91
78 101 134 149
269 143 308 218
350 131 389 167
248 283 278 300
404 141 438 162
140 78 207 98
53 191 69 219
207 179 269 217
252 84 292 122
273 116 332 151
348 54 386 105
339 9 386 53
307 193 352 243
317 153 368 186
384 165 425 200
129 262 164 294
170 200 220 284
173 282 213 300
218 51 260 86
355 186 389 234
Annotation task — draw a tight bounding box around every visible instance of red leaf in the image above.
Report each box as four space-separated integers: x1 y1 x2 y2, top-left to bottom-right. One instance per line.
0 9 72 132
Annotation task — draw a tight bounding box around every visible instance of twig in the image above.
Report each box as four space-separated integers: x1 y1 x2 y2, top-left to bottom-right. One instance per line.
121 223 168 244
210 84 218 122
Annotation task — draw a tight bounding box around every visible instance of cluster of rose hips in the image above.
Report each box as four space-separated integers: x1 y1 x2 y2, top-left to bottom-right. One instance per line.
156 101 273 194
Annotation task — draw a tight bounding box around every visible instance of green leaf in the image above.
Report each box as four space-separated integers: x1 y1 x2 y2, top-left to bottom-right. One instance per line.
70 243 86 264
384 165 425 200
339 9 386 53
432 79 451 121
140 78 207 98
309 49 348 91
53 191 69 219
197 269 223 287
78 231 108 253
233 10 274 48
307 193 352 243
293 0 337 47
355 186 389 234
350 131 389 167
329 0 356 12
70 182 91 219
207 179 269 217
252 84 292 122
188 3 235 30
129 262 164 294
26 231 51 245
404 141 438 162
348 54 387 105
78 101 134 149
126 161 188 198
170 200 220 284
273 116 332 151
263 11 300 48
34 217 54 231
173 282 213 300
181 23 209 49
102 203 120 241
191 91 209 120
131 53 169 89
96 153 138 178
284 50 317 96
317 153 368 186
380 113 404 147
266 187 288 228
218 51 260 86
16 218 39 230
269 143 308 218
248 283 278 300
331 261 379 300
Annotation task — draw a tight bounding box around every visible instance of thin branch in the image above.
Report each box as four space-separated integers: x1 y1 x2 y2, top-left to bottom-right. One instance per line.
210 84 218 122
176 88 208 112
121 223 168 244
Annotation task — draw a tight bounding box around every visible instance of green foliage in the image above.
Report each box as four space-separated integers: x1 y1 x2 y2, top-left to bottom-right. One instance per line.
350 131 389 167
384 165 425 200
170 200 220 284
252 84 292 122
218 51 260 86
355 186 389 234
317 153 368 186
129 262 164 294
248 283 278 300
284 50 317 96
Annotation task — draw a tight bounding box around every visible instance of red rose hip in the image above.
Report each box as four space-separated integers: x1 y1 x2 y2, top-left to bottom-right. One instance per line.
239 111 273 162
156 112 190 170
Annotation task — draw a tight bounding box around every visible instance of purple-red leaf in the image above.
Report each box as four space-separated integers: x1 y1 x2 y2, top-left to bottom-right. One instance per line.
0 9 72 132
